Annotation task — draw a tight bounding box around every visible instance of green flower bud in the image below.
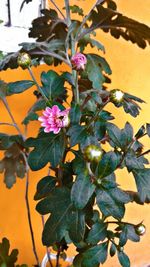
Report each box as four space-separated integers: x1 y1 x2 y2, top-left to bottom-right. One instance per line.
84 145 103 163
17 53 31 69
135 223 146 236
110 89 124 106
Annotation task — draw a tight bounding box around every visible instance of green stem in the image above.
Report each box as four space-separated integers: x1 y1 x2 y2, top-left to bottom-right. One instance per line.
28 66 49 102
50 0 65 19
64 0 71 26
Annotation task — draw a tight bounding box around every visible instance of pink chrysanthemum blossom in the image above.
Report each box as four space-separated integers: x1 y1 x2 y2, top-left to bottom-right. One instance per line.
71 53 87 70
38 105 70 134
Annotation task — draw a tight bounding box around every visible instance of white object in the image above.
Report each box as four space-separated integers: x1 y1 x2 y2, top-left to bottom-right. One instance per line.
41 252 74 267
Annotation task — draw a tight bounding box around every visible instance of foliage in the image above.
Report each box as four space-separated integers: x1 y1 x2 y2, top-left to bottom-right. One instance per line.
0 237 28 267
0 1 150 267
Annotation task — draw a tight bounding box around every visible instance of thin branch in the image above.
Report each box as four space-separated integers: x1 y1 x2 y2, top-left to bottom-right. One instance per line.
50 0 65 20
55 249 61 267
41 216 53 267
0 122 15 127
2 98 24 138
25 168 40 267
75 0 104 41
2 97 40 266
64 0 71 26
30 49 71 67
28 67 49 102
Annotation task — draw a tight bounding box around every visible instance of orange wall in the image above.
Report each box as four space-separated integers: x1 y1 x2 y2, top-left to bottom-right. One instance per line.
0 1 150 266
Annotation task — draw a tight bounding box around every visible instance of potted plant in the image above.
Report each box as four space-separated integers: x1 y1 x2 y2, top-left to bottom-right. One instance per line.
0 0 150 266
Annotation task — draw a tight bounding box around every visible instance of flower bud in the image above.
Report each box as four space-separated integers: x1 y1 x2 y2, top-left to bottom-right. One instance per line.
84 145 103 163
71 53 87 70
110 89 124 106
135 223 146 236
17 52 31 69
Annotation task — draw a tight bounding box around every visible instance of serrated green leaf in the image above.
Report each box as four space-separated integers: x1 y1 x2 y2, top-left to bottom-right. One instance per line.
82 242 108 267
78 35 105 53
70 103 81 124
84 4 150 49
7 80 34 95
96 151 120 179
67 125 87 147
0 238 18 266
71 173 95 209
26 130 66 170
86 221 107 245
41 70 66 101
36 187 72 246
70 5 84 16
132 168 150 203
117 251 130 267
34 175 56 200
22 112 38 125
69 210 85 243
85 54 111 89
96 187 130 220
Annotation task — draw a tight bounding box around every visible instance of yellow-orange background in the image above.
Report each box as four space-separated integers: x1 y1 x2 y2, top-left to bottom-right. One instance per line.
0 0 150 266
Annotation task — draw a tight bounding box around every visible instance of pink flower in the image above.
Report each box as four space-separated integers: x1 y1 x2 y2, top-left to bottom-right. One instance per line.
71 53 87 70
38 105 70 134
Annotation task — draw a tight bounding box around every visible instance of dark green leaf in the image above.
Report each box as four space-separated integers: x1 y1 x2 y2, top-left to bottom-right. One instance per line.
125 151 145 171
78 35 105 53
70 5 84 16
22 112 38 125
0 238 18 266
117 251 130 267
0 80 8 98
71 173 95 209
41 70 66 101
7 80 34 95
96 187 131 220
27 130 66 170
85 4 150 49
69 210 85 243
125 224 140 242
132 168 150 203
36 187 72 246
119 227 128 247
86 221 107 245
146 123 150 137
82 242 108 267
110 243 116 257
135 125 146 139
84 54 111 89
67 125 87 147
123 100 141 117
96 151 120 179
34 176 56 200
70 103 81 124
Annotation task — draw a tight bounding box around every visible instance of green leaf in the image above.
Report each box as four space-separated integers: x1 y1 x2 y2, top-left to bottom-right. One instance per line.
70 5 84 16
96 187 131 220
85 54 111 89
70 103 81 124
22 112 38 125
36 187 72 246
117 251 130 267
71 173 95 209
86 221 107 245
110 243 116 257
82 242 108 267
69 210 85 243
107 122 133 149
146 123 150 137
26 130 66 170
132 168 150 203
78 35 105 53
0 80 8 99
34 175 56 200
0 238 18 266
41 70 66 101
85 4 150 49
67 125 87 147
7 80 34 95
96 151 120 179
125 151 145 171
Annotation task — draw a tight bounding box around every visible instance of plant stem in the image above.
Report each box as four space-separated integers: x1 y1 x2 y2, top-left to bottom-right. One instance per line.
41 216 53 267
50 0 66 19
75 0 104 41
2 97 40 266
25 168 40 267
64 0 71 26
55 249 60 267
106 220 136 227
2 98 24 138
0 122 15 127
28 67 49 102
